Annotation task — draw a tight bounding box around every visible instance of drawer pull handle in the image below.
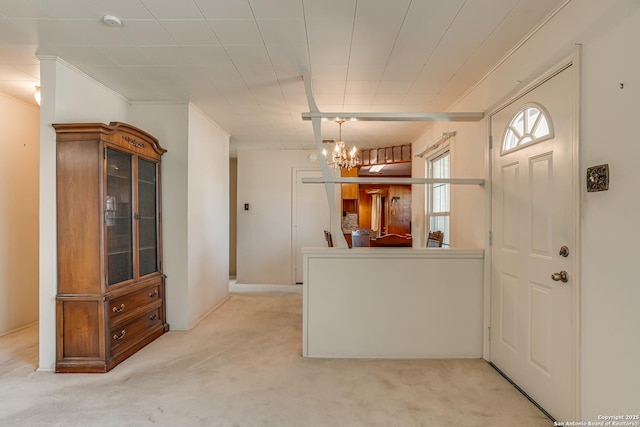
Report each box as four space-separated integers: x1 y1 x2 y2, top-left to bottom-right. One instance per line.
149 313 158 321
148 291 158 298
113 330 126 340
112 304 125 313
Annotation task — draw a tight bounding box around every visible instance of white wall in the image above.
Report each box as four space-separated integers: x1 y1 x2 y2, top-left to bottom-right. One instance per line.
414 0 640 418
38 57 130 370
577 1 640 418
236 150 320 285
39 59 231 368
303 248 484 358
0 94 39 336
186 105 230 326
129 102 230 329
130 102 190 330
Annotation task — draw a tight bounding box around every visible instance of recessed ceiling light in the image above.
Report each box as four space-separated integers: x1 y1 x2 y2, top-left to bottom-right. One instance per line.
103 15 122 27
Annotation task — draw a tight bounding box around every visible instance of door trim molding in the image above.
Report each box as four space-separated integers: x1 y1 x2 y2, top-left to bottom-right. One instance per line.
485 47 581 419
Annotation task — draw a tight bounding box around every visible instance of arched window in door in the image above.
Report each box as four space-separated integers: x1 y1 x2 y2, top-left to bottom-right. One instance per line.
501 103 553 154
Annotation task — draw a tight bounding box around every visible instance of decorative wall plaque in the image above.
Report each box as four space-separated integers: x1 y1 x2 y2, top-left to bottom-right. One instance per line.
586 164 609 192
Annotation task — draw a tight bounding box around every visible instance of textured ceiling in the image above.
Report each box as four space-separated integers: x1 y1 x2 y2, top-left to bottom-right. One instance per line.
0 0 567 153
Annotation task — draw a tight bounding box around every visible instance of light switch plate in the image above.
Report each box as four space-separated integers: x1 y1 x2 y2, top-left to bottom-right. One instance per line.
586 164 609 192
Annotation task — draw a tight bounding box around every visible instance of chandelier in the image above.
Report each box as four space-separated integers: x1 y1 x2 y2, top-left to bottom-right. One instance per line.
323 119 357 170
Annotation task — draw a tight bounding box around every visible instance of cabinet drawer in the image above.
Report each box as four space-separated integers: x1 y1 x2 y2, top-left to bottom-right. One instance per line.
110 305 162 355
108 284 160 320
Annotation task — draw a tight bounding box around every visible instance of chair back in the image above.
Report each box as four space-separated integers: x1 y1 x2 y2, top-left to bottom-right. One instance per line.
427 231 444 247
323 230 333 247
351 229 371 247
370 234 412 247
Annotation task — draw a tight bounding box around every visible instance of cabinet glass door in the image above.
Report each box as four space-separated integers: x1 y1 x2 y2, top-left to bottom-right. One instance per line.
138 158 158 276
106 148 133 285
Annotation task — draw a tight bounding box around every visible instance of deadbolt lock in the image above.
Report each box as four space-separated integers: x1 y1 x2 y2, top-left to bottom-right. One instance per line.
551 271 569 283
559 246 569 257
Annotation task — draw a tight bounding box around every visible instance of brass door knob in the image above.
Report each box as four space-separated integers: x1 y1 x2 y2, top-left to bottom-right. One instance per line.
551 271 569 283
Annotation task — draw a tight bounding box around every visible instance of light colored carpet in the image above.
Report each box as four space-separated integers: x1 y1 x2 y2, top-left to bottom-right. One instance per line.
0 289 552 426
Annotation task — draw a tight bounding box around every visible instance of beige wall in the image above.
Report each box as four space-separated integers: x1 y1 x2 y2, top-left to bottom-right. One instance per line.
236 149 319 285
0 94 40 336
412 121 486 248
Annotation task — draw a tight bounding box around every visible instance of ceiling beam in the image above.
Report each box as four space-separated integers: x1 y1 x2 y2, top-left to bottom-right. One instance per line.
302 177 485 185
301 111 485 122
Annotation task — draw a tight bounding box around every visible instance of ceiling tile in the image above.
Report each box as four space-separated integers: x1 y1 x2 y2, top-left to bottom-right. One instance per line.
308 43 350 69
194 0 252 19
182 46 230 66
77 64 136 86
238 64 278 82
0 0 568 151
348 42 395 66
0 44 39 64
119 20 175 46
344 93 375 104
84 0 155 19
304 0 355 48
140 0 203 19
0 0 50 19
12 63 40 79
98 46 155 66
345 80 379 94
159 20 219 45
142 46 194 66
209 19 262 45
346 65 384 81
0 19 40 44
55 46 119 65
125 66 174 83
373 93 404 105
402 92 434 104
279 80 307 105
201 64 243 81
312 80 346 94
264 43 308 72
249 0 303 19
224 45 270 65
308 63 348 81
381 63 422 81
314 93 344 105
376 80 412 94
30 0 97 19
66 21 136 46
351 0 411 46
146 65 204 82
251 85 285 105
0 64 36 80
256 19 305 45
15 20 84 45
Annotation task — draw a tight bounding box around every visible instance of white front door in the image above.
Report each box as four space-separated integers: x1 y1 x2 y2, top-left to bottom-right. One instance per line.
294 169 330 284
490 62 577 420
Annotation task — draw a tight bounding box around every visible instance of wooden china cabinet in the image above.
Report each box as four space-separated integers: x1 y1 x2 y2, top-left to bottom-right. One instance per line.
54 122 169 373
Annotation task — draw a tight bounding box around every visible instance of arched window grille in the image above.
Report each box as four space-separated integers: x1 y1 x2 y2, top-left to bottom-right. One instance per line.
501 103 553 154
